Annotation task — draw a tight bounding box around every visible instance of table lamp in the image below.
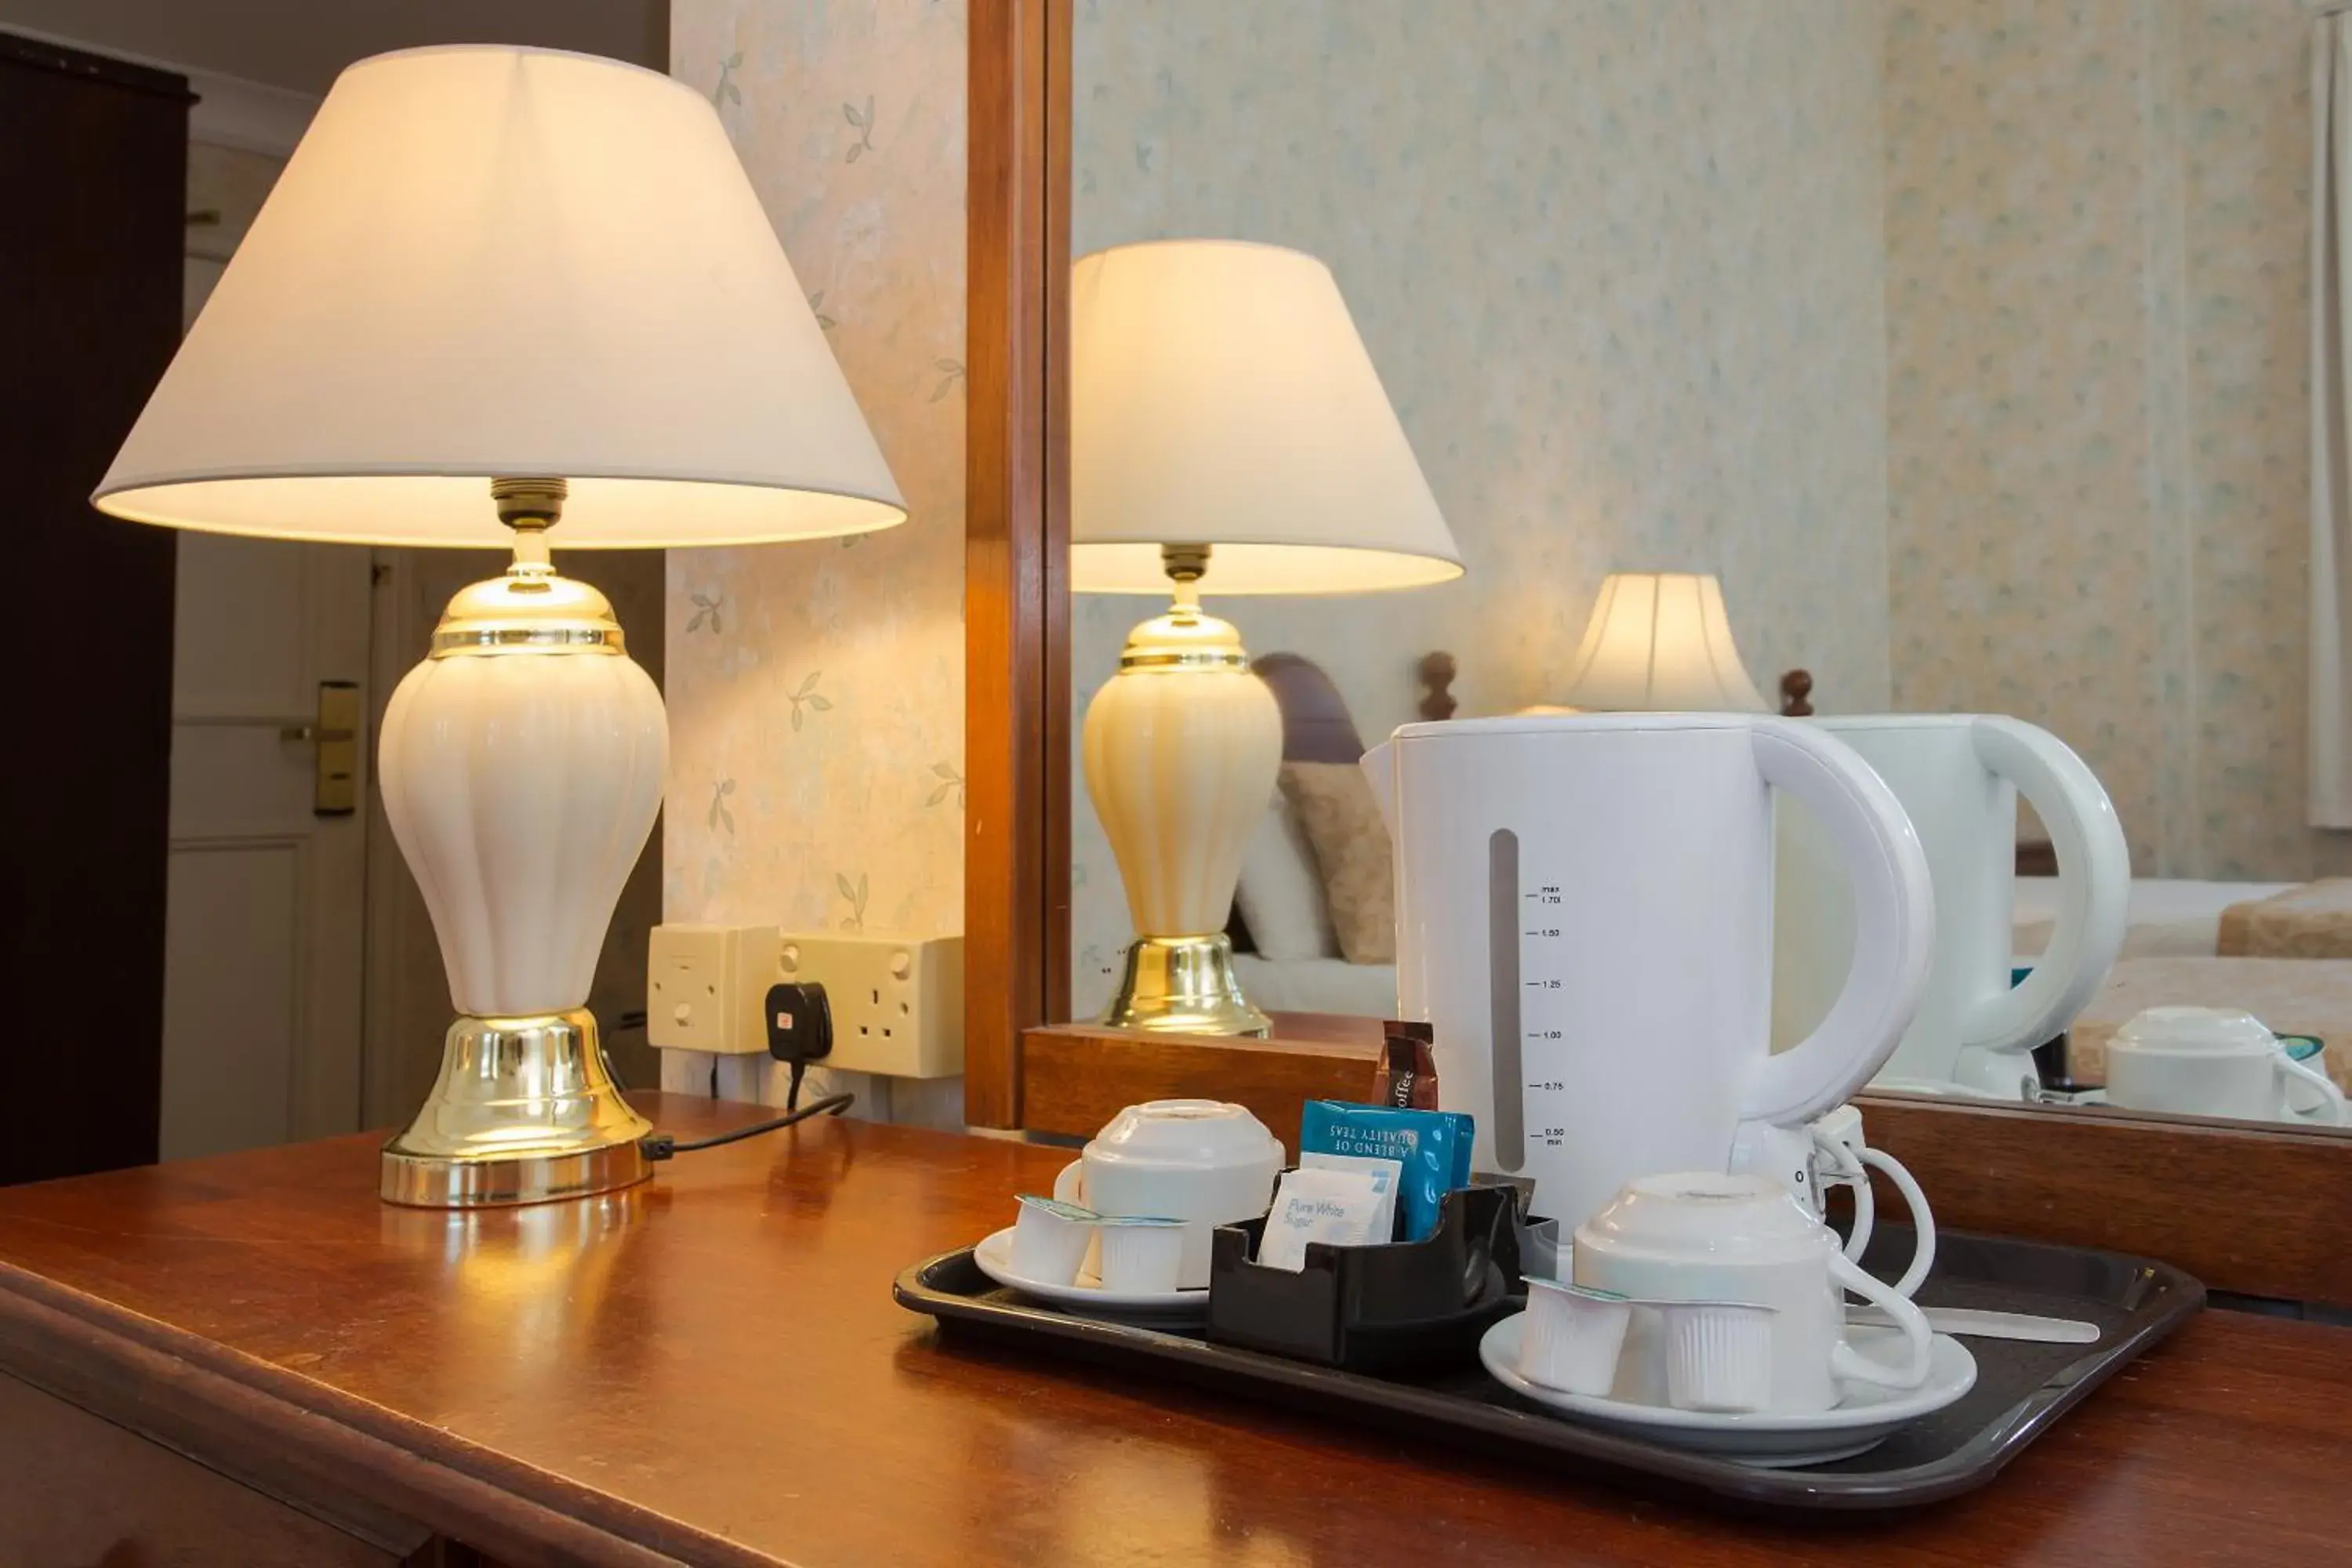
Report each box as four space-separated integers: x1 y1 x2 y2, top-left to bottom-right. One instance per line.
1555 572 1768 712
1071 239 1461 1036
94 46 904 1207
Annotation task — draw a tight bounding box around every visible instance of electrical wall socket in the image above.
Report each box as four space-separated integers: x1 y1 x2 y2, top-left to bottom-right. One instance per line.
646 923 780 1054
779 933 964 1078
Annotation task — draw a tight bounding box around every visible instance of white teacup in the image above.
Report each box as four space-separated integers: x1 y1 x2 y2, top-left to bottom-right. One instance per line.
1573 1171 1933 1415
1052 1100 1283 1287
2105 1007 2350 1126
1728 1105 1936 1299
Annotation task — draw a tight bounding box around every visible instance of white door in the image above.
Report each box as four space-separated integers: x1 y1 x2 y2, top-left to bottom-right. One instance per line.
160 139 372 1161
162 535 372 1160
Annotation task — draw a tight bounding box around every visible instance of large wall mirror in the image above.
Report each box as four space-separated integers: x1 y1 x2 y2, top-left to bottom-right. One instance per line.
1038 0 2352 1152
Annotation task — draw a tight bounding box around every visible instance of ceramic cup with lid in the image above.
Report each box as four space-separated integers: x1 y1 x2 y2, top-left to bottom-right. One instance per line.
1572 1171 1933 1415
2105 1007 2350 1125
1052 1100 1283 1287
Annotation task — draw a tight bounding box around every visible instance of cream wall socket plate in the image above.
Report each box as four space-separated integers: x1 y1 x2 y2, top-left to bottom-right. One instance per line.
780 933 964 1079
647 924 781 1054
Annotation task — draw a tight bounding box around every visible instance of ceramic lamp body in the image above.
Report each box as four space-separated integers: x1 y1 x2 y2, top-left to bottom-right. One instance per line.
379 644 666 1017
1083 666 1279 939
1083 600 1281 1034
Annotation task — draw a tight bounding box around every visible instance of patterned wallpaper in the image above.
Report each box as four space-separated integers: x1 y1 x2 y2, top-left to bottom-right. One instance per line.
1068 0 1895 1012
666 0 968 1121
1883 0 2317 880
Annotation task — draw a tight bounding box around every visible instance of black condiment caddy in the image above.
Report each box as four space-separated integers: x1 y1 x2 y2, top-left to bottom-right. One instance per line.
1204 1183 1525 1372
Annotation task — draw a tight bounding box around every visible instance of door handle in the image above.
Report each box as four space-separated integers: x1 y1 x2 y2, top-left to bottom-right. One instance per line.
285 681 361 816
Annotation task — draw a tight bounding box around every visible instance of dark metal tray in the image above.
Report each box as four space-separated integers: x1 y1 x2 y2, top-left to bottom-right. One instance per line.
893 1225 2203 1510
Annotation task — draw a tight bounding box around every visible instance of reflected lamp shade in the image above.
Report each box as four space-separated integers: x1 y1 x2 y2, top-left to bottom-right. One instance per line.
1557 573 1769 713
1068 239 1461 594
92 45 904 1210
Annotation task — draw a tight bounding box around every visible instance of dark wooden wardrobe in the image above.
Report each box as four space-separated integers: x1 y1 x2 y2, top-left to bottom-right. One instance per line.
0 33 187 1182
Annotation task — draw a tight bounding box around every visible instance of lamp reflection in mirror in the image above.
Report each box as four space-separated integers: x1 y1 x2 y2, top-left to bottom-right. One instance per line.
93 46 905 1206
1557 572 1769 713
1071 239 1461 1036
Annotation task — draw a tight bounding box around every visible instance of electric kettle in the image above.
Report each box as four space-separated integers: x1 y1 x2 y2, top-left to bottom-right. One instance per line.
1361 713 1934 1232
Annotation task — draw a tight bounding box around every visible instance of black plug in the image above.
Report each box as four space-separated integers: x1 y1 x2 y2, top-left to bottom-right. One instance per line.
765 982 833 1064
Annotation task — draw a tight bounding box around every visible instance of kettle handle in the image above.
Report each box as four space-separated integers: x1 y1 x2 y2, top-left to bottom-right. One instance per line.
1746 719 1936 1126
1958 717 2129 1057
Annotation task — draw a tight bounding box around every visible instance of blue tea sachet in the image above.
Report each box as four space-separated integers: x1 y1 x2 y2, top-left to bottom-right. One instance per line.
1299 1101 1475 1242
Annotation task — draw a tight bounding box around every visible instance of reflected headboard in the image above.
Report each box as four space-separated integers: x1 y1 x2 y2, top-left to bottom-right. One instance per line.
1253 652 1364 763
1250 648 1460 765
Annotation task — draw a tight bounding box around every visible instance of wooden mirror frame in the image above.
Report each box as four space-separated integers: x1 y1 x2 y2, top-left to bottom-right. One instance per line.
964 0 1070 1130
960 0 2352 1307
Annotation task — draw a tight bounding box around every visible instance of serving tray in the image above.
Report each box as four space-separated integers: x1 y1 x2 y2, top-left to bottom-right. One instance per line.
893 1225 2203 1510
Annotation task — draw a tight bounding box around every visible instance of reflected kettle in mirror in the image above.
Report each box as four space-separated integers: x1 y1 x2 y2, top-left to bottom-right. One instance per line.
1362 713 1936 1233
2105 1007 2350 1126
1773 715 2129 1100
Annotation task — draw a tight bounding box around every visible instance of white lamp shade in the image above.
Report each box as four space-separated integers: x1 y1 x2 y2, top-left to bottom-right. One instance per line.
1069 239 1461 595
1556 573 1769 713
93 45 903 548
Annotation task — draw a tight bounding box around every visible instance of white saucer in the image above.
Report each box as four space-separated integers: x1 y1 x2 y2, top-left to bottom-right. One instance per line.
972 1227 1207 1316
1480 1316 1977 1468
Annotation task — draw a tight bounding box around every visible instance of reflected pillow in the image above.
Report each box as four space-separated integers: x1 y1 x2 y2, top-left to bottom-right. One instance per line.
1279 760 1396 966
1235 787 1342 963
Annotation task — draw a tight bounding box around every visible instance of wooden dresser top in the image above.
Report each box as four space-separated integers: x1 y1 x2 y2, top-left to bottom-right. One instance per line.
0 1093 2343 1565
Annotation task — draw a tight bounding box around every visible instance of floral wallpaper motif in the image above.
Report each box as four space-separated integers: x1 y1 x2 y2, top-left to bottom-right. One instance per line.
1883 0 2315 880
666 0 968 1122
1069 0 1895 1013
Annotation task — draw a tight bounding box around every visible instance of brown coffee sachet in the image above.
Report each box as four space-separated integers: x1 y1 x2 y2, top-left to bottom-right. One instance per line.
1374 1021 1439 1109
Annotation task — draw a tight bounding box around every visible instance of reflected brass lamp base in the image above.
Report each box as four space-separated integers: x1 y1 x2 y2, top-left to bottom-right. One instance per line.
1099 935 1272 1037
380 1009 653 1208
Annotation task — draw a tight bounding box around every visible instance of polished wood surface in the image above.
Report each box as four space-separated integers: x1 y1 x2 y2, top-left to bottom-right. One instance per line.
1857 1091 2352 1308
1023 1018 1381 1156
0 1093 2345 1564
965 0 1070 1128
0 32 187 1184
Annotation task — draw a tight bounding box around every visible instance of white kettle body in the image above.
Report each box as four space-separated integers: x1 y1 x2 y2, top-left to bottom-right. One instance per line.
1363 713 1934 1232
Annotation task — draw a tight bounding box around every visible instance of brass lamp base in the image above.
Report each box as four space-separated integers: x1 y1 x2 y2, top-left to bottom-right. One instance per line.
380 1009 653 1208
1099 935 1272 1037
